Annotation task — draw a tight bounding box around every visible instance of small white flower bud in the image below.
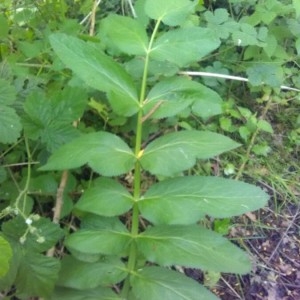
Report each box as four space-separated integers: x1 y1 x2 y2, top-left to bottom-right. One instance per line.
31 214 40 221
224 164 235 175
36 236 45 243
25 218 33 225
19 236 26 244
29 226 37 234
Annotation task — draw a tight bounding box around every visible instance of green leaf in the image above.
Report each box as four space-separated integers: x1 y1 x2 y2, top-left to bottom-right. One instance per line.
264 34 278 57
203 61 230 87
80 215 127 231
51 87 87 123
125 58 178 79
150 27 220 67
296 38 300 56
0 79 22 144
23 117 80 152
139 131 240 176
0 78 20 144
0 105 22 144
135 0 150 28
204 9 235 39
144 77 194 118
2 216 64 252
145 0 197 26
39 132 136 176
22 91 51 140
252 143 271 156
75 178 133 217
68 249 102 264
42 125 80 153
137 225 251 274
130 266 219 300
57 255 127 289
22 88 87 152
293 0 300 18
0 236 12 278
139 176 268 224
220 117 233 132
191 86 223 119
67 216 131 258
23 217 64 252
2 216 27 241
65 228 132 256
0 166 7 184
238 106 252 118
143 77 222 119
18 40 45 59
232 23 258 46
29 174 58 195
107 89 140 117
204 270 221 288
213 219 231 235
148 60 179 77
0 238 22 291
52 286 121 300
0 15 9 39
257 119 273 133
246 63 283 87
239 126 251 142
0 79 16 105
15 253 60 298
100 14 148 55
49 34 139 116
205 8 228 24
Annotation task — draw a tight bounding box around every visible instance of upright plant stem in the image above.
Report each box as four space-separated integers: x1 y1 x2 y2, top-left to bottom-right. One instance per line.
46 170 69 257
134 18 161 156
15 137 32 212
235 92 272 180
121 19 162 298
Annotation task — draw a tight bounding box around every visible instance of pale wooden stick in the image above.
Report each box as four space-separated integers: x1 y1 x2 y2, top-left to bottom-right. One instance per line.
179 71 300 92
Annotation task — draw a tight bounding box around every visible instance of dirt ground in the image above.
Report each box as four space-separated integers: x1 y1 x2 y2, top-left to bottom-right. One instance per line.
186 198 300 300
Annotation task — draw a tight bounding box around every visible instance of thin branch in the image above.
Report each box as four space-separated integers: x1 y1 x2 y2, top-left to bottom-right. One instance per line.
3 161 39 167
178 71 300 92
235 92 273 181
220 276 244 299
267 204 300 263
15 138 32 209
54 171 69 225
125 0 137 18
46 170 69 258
141 100 163 123
79 0 102 25
89 0 100 36
16 63 51 68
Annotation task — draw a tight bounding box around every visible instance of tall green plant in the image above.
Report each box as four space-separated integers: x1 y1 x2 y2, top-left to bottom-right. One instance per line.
1 0 269 299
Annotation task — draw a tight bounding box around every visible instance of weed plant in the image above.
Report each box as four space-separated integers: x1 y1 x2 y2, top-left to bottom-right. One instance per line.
0 0 299 299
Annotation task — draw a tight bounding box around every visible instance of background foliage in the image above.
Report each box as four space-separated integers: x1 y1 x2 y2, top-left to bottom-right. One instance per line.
0 0 299 299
